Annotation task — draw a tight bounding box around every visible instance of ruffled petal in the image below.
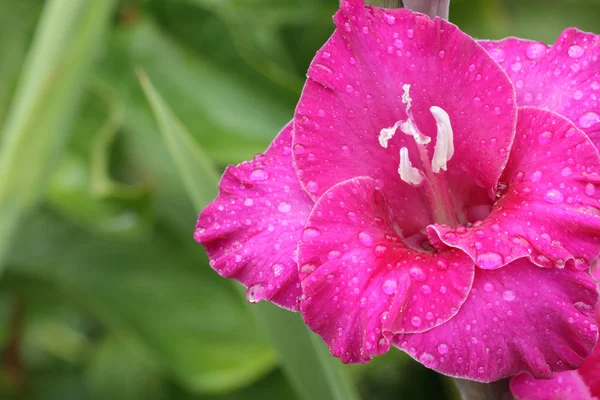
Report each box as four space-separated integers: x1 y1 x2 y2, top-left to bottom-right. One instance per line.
429 107 600 270
394 260 598 382
298 176 474 363
510 371 594 400
195 123 313 310
480 29 600 147
294 0 517 236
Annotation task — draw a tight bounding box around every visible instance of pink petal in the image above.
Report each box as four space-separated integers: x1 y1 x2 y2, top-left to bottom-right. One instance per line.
294 0 516 236
577 299 600 397
195 123 313 310
394 260 598 382
510 371 594 400
480 29 600 147
298 176 474 363
429 107 600 270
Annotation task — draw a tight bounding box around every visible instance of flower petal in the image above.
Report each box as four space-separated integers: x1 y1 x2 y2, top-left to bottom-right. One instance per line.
294 0 517 236
577 299 600 397
195 123 313 310
480 29 600 147
429 107 600 270
298 176 474 363
394 260 598 382
510 371 594 400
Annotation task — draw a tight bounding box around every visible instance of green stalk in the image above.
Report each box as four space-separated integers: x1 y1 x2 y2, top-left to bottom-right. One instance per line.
139 71 360 400
0 0 117 267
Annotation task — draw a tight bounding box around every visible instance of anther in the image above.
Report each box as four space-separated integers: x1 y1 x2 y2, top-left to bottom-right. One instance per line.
398 147 425 186
430 106 454 173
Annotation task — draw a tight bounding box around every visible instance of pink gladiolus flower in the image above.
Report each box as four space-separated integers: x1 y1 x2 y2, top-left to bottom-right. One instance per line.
510 296 600 400
195 0 600 382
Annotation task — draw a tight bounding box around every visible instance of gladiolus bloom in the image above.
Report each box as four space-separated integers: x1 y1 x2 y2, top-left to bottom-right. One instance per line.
195 0 600 382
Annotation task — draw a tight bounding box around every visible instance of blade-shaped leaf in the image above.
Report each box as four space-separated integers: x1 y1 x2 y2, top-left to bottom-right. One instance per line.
0 0 117 266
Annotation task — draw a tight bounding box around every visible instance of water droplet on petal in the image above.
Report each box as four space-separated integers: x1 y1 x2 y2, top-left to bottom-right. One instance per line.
244 197 254 206
246 283 265 303
272 263 284 276
278 202 291 213
383 13 396 25
358 231 374 246
302 227 321 239
411 316 422 327
250 169 269 181
568 44 584 58
437 343 448 354
382 279 397 294
477 252 503 269
306 181 319 193
531 170 543 182
586 183 596 196
483 282 494 292
503 290 516 301
374 245 387 257
538 131 552 144
409 266 427 282
328 250 341 260
544 189 564 204
526 43 546 60
579 111 600 129
561 167 572 177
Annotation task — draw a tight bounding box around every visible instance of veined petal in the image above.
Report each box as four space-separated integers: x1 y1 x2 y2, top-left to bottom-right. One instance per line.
294 0 517 237
429 107 600 270
394 260 598 382
195 123 313 310
480 29 600 147
510 371 594 400
298 177 474 363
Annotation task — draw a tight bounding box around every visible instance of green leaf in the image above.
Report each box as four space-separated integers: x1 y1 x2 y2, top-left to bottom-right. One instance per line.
9 211 278 394
86 336 167 400
138 69 219 209
46 82 154 239
0 0 118 266
138 72 360 400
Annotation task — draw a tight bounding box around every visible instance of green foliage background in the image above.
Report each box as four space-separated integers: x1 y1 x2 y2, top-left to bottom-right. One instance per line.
0 0 598 399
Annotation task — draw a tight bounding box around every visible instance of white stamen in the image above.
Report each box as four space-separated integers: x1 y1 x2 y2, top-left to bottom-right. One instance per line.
402 84 412 112
399 118 431 145
379 121 400 148
398 147 425 186
430 106 454 173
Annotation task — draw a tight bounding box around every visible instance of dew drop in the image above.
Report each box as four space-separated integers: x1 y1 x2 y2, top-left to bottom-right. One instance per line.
586 183 596 196
477 252 503 269
383 13 396 25
246 284 265 303
409 266 427 282
306 181 319 193
244 197 254 206
538 131 552 145
250 169 269 181
302 227 321 239
374 245 387 257
483 282 494 292
278 202 291 213
526 43 546 60
272 263 284 276
358 231 374 246
561 167 572 177
328 250 341 260
502 290 516 301
382 279 398 294
568 44 584 58
345 84 354 93
437 343 449 355
580 111 600 129
531 170 543 182
411 316 422 327
543 189 564 204
436 260 448 270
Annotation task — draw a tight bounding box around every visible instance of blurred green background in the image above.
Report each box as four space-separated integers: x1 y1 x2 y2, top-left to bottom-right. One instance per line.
0 0 599 399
